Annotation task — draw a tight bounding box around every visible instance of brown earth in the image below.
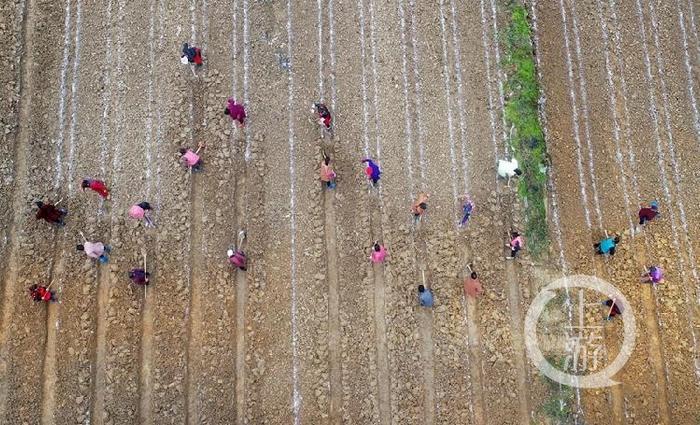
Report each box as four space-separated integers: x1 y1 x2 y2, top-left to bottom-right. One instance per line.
0 0 698 424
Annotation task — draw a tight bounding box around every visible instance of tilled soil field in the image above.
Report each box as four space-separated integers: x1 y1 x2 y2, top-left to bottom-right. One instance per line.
0 0 698 424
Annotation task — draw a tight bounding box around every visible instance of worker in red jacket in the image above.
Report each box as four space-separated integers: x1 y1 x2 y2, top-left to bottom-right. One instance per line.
28 284 56 303
312 102 333 137
182 43 203 66
638 201 659 226
224 98 246 127
35 201 67 226
81 178 110 199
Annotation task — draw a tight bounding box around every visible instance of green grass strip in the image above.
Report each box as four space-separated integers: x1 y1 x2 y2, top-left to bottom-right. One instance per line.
502 1 549 258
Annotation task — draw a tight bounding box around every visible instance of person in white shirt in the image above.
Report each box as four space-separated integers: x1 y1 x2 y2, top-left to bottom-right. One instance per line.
497 158 522 186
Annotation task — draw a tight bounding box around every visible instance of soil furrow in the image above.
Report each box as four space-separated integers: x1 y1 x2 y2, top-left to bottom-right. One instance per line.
228 12 250 417
410 0 458 220
190 4 242 424
564 7 670 420
369 208 392 425
234 168 248 425
40 0 83 422
183 13 215 422
447 3 491 422
329 0 381 420
50 1 113 424
87 1 118 420
184 163 205 425
610 0 700 421
323 171 342 422
649 0 700 315
461 250 486 425
318 2 342 419
455 1 525 422
355 1 394 423
536 1 624 422
97 0 155 421
602 0 699 423
504 260 531 425
415 235 435 425
238 0 294 421
135 2 164 423
289 1 335 421
590 1 675 422
0 0 28 305
364 0 430 423
0 0 65 421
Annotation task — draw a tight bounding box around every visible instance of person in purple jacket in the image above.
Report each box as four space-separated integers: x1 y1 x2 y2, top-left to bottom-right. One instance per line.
225 98 246 127
640 266 664 286
362 158 381 187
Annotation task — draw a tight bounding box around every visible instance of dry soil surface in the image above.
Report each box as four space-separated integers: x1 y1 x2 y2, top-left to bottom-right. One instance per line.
0 0 698 424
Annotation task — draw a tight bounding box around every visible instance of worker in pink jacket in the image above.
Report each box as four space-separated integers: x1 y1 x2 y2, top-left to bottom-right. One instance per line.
228 230 248 271
320 151 337 189
370 241 387 264
179 143 205 172
76 232 111 264
506 231 524 260
129 201 155 227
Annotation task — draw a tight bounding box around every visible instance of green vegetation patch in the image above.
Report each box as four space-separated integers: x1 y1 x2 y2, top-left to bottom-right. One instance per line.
502 1 549 258
541 357 576 423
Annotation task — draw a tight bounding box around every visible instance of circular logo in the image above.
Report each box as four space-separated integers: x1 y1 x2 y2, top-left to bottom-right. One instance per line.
524 275 636 388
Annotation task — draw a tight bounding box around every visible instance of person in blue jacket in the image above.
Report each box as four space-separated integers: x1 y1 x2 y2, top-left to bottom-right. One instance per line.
594 235 620 256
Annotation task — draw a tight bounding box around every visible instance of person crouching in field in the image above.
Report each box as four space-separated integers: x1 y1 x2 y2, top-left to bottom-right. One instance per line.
179 143 205 173
28 284 56 303
82 178 110 199
320 152 337 189
225 98 246 128
311 102 333 138
129 201 155 228
35 201 67 227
